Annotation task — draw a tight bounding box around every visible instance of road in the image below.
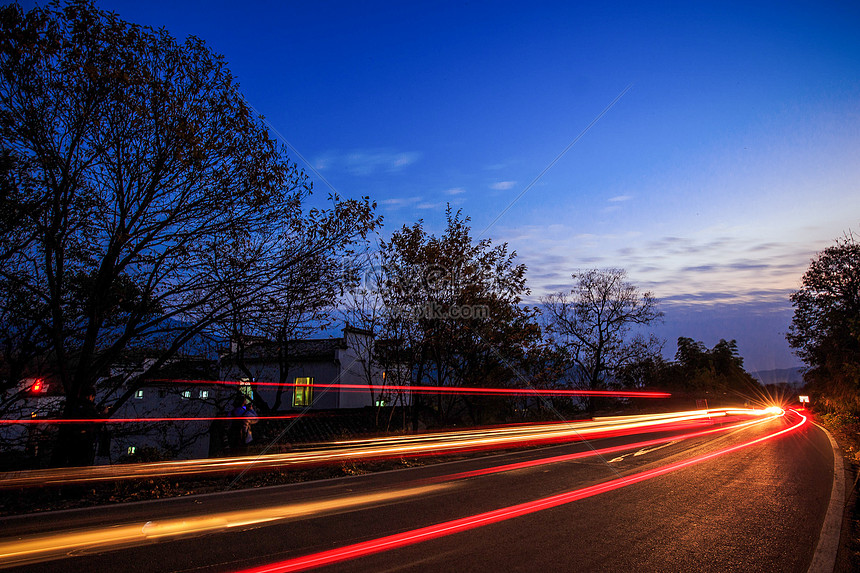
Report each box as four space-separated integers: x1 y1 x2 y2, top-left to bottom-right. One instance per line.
0 409 836 572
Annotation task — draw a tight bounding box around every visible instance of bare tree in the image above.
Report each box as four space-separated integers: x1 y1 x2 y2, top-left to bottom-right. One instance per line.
209 200 378 413
541 269 663 404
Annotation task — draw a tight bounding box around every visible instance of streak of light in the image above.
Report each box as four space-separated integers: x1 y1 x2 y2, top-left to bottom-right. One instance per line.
236 410 807 573
0 409 772 489
425 411 781 483
0 415 303 425
149 379 672 398
323 409 731 447
0 484 449 569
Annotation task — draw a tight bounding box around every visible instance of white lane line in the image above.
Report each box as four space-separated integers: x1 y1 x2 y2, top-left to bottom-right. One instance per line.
807 422 846 573
633 441 676 456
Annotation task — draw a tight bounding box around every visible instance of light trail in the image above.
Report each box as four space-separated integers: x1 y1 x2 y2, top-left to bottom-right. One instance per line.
0 409 753 489
0 484 450 569
236 409 806 573
424 411 781 483
0 415 303 425
1 385 670 426
149 379 672 398
0 408 791 570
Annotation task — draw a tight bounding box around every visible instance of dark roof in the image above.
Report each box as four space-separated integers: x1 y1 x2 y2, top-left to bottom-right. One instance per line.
343 324 374 337
223 337 346 364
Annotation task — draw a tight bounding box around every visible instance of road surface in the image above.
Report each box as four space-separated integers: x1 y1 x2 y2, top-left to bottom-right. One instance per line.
0 409 836 572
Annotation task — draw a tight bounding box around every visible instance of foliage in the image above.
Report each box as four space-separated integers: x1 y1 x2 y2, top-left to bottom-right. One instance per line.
787 232 860 416
378 206 541 425
541 269 663 399
0 1 377 463
656 337 761 395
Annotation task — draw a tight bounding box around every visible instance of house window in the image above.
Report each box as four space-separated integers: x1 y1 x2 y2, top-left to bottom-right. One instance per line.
294 377 313 407
135 389 144 399
181 390 191 399
199 390 209 399
127 446 136 455
239 378 254 401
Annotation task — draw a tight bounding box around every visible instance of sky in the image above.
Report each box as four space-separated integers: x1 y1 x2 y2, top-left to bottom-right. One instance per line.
32 0 860 371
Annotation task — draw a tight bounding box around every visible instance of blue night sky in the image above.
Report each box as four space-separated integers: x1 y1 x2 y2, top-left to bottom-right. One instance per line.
40 1 860 371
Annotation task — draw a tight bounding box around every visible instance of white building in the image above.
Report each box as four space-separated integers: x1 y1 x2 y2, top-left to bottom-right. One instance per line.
219 325 407 411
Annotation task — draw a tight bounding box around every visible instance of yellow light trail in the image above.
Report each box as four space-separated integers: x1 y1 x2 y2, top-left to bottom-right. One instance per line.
0 484 449 569
0 408 782 570
0 409 770 489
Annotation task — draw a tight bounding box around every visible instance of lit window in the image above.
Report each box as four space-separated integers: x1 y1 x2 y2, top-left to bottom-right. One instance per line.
239 378 253 401
199 390 209 399
182 390 191 399
127 446 136 455
294 377 313 407
135 389 144 399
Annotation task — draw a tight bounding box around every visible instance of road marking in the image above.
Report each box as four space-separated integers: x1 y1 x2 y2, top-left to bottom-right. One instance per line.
633 441 676 456
609 441 676 462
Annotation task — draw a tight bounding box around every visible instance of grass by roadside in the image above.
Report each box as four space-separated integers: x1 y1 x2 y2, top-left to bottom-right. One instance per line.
814 411 860 572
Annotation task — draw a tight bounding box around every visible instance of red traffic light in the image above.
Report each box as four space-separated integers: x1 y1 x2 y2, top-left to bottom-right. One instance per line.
30 379 45 393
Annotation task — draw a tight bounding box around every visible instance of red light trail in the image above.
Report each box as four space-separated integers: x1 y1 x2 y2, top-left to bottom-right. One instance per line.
0 407 797 569
236 409 806 573
425 411 780 483
0 414 303 425
0 409 761 488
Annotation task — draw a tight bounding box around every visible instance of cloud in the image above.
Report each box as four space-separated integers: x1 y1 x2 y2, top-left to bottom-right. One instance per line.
314 149 421 176
379 196 423 209
541 283 575 293
659 288 795 307
608 194 633 202
491 222 815 314
491 181 517 190
444 187 466 195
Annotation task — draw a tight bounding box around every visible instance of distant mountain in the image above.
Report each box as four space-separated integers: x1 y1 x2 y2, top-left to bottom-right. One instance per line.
749 367 805 387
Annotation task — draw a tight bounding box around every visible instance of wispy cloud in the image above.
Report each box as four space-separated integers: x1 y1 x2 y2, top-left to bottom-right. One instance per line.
491 181 516 191
379 196 423 209
608 194 633 202
417 201 444 210
314 149 421 176
493 223 817 310
444 187 466 195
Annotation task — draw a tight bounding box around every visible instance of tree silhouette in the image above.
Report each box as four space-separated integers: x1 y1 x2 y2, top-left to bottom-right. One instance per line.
0 1 377 464
542 269 663 407
788 232 860 414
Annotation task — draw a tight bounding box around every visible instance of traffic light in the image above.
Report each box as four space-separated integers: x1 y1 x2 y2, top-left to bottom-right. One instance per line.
30 379 46 393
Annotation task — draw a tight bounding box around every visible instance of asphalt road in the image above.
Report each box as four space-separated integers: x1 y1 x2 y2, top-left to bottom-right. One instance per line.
1 410 835 573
